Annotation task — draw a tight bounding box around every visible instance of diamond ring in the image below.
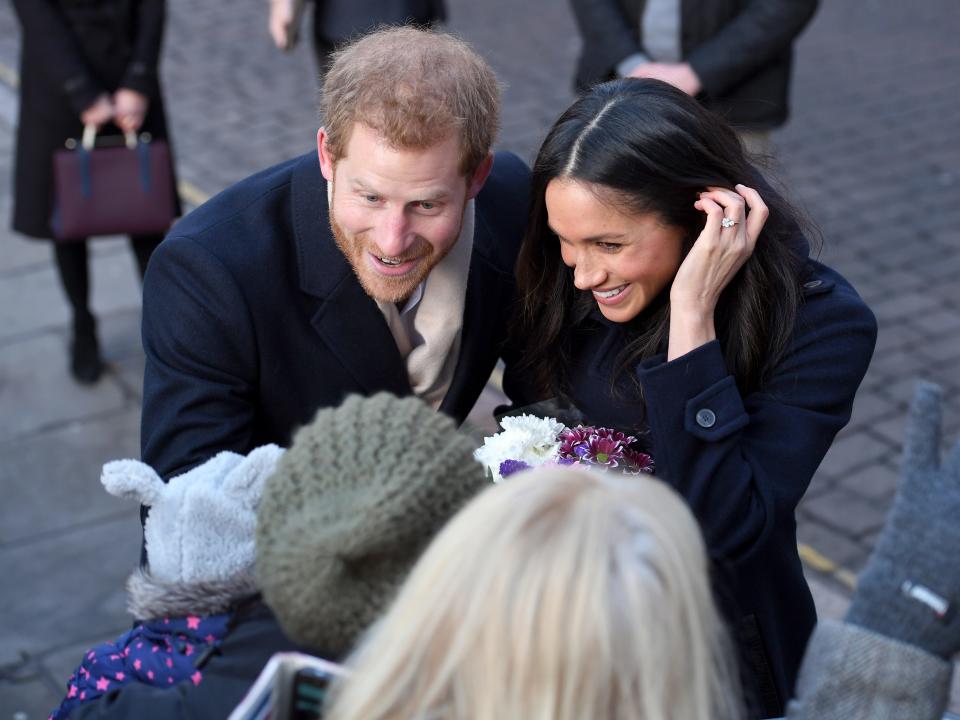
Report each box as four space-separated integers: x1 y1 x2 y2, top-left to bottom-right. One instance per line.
721 217 739 228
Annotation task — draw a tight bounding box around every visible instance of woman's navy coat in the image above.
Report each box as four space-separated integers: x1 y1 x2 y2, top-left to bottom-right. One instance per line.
504 259 877 717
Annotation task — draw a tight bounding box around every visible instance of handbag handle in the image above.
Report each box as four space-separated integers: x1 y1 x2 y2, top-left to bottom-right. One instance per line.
81 124 139 151
72 126 157 199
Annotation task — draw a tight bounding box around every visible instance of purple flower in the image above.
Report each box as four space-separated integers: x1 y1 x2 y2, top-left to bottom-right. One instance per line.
557 426 593 460
557 423 653 475
499 459 532 478
622 449 655 475
593 427 637 446
582 436 626 467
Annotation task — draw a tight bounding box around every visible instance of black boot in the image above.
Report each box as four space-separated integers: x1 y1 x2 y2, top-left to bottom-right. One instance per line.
70 313 103 384
53 241 103 384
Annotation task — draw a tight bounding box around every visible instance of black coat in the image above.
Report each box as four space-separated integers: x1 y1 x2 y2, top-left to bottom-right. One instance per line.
504 258 876 716
312 0 446 45
570 0 819 129
11 0 179 239
140 150 530 480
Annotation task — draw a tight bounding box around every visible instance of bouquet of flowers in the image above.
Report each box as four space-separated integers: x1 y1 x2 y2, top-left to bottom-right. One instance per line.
474 414 654 483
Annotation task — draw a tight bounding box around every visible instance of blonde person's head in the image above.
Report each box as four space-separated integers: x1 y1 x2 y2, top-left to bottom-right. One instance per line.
325 465 743 720
320 26 501 177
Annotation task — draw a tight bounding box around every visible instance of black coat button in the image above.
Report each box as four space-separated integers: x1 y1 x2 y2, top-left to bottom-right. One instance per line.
695 408 716 428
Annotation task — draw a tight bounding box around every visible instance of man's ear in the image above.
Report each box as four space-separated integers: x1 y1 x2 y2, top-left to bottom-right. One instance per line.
466 153 495 200
317 127 334 182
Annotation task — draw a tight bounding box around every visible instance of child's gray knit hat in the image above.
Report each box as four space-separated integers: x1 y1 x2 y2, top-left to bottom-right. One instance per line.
256 392 487 658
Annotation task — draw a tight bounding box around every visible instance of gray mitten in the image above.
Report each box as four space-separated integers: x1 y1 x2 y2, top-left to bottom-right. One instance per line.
847 382 960 659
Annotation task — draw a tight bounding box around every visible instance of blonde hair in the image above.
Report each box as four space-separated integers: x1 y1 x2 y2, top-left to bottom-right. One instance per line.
320 26 500 176
325 466 744 720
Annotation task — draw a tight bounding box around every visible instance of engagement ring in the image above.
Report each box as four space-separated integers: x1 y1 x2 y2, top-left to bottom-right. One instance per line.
721 217 739 228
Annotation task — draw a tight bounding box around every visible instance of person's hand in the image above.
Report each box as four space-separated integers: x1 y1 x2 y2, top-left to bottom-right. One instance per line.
667 184 766 360
113 89 149 133
80 93 114 129
629 62 702 96
269 0 297 50
847 382 960 660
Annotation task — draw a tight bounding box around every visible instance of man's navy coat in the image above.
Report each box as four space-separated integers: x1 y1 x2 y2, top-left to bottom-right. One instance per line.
141 151 530 480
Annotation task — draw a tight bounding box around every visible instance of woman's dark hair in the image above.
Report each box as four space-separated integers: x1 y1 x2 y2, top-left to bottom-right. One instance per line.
514 79 808 400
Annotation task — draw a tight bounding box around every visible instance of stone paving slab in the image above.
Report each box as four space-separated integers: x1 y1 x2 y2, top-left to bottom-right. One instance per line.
0 333 129 444
0 676 62 720
0 514 140 668
0 247 142 343
0 407 140 545
109 349 147 404
0 233 49 276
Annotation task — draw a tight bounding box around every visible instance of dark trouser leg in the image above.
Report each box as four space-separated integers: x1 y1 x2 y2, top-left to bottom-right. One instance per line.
53 240 92 322
129 233 163 280
53 240 102 383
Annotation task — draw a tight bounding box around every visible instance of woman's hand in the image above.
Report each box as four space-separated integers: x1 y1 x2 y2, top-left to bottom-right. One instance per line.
667 184 768 360
80 93 114 129
113 89 149 133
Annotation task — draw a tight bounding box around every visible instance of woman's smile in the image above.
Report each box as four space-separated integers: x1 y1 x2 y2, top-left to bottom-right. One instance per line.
593 284 631 305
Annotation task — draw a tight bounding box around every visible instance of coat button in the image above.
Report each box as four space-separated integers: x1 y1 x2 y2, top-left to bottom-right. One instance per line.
803 279 822 289
695 408 716 428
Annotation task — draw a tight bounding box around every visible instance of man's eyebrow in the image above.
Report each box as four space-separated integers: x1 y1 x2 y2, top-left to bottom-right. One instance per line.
416 190 452 202
349 178 377 193
347 180 452 202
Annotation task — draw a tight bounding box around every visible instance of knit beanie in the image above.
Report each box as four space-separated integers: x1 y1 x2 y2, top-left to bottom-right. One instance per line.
102 444 284 585
256 392 488 658
847 382 960 659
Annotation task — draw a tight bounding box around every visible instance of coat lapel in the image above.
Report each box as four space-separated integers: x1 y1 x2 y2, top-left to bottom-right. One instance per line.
289 153 410 398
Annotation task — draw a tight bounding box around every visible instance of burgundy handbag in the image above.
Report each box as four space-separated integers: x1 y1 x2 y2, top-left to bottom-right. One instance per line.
51 126 176 241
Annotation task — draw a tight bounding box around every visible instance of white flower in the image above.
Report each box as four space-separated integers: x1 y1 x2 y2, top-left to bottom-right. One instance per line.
473 414 566 482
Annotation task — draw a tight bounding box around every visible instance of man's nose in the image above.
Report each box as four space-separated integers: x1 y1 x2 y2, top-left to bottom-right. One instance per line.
374 207 413 258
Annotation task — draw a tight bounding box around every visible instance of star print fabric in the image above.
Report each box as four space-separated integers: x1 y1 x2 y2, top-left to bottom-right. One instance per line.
49 613 230 719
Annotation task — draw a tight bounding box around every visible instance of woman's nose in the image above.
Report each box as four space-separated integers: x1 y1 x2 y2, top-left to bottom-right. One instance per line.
572 256 605 290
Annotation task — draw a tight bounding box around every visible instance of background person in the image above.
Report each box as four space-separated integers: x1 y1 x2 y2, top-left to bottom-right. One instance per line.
10 0 180 383
569 0 818 153
503 78 876 715
268 0 446 75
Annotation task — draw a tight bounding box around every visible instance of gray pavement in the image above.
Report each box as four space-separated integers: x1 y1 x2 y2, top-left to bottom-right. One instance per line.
1 0 959 716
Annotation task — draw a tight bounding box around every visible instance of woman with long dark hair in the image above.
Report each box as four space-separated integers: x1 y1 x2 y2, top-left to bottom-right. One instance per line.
504 78 876 716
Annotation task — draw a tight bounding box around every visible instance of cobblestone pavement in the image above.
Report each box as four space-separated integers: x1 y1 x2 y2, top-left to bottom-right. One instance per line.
1 0 958 716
